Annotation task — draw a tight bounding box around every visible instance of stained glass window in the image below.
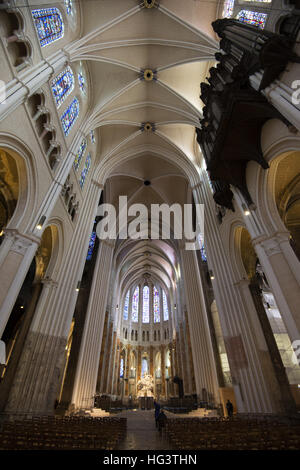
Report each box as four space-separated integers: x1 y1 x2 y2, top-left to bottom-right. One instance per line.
237 10 267 29
132 286 139 322
141 358 148 377
74 138 87 171
198 233 207 262
61 98 80 136
52 66 74 109
222 0 234 18
163 290 169 321
64 0 73 15
86 231 96 261
90 130 96 144
79 152 92 189
32 8 64 48
78 73 85 94
123 290 130 321
153 286 160 323
120 357 124 378
142 286 150 323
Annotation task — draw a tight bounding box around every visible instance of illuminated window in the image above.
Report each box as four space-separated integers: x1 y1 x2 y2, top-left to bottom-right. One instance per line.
86 231 96 261
90 130 96 144
123 290 130 321
142 286 150 323
64 0 73 15
153 286 160 323
120 357 124 378
78 73 85 94
198 233 207 262
163 290 169 321
51 66 74 109
79 152 91 189
141 358 148 377
132 286 139 322
32 8 64 47
237 10 267 29
222 0 235 18
61 97 80 136
74 138 87 171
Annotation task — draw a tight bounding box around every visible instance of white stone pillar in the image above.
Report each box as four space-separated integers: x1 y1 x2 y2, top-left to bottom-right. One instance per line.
193 174 277 412
180 247 219 403
249 70 300 132
253 233 300 343
0 229 39 337
71 240 114 409
4 182 102 414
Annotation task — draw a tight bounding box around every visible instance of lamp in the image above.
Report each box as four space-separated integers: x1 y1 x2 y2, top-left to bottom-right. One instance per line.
36 215 46 230
76 281 81 292
242 203 250 216
209 270 215 280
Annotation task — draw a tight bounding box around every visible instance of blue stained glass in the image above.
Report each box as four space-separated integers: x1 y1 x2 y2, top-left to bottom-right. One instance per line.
64 0 73 15
90 130 96 144
120 357 124 378
74 138 87 171
123 290 130 321
52 66 74 109
163 290 169 321
86 231 96 261
153 286 160 323
132 286 139 322
32 8 64 47
198 233 207 262
61 98 80 136
142 286 150 323
237 10 267 29
78 73 85 93
79 152 92 189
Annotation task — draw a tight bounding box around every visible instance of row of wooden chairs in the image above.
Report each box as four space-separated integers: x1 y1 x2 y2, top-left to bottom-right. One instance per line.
0 415 127 450
165 416 300 450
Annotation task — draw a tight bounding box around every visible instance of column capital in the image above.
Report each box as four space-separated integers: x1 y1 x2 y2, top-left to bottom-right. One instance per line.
191 181 203 191
92 179 104 189
3 229 40 254
41 277 58 288
252 231 290 257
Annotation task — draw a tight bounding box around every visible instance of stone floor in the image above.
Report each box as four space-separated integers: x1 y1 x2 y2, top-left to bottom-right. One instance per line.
116 410 172 450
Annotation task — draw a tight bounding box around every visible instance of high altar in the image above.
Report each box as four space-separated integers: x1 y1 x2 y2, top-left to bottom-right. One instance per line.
137 374 154 409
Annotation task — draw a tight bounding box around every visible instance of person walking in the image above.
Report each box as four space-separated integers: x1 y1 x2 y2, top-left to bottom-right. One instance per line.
226 399 234 418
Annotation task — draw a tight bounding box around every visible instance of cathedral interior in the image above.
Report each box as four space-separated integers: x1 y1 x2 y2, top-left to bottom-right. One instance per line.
0 0 300 452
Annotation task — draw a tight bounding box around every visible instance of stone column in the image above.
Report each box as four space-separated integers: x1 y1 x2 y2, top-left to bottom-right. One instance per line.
160 345 166 396
249 279 297 413
71 240 114 409
103 320 113 394
149 345 154 377
137 345 142 382
124 344 131 396
0 230 39 337
193 178 278 412
253 233 300 343
107 331 117 395
185 313 197 394
250 72 300 132
180 247 219 404
96 312 109 394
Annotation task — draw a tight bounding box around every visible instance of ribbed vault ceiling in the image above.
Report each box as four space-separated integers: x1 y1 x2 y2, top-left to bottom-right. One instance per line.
66 0 219 300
